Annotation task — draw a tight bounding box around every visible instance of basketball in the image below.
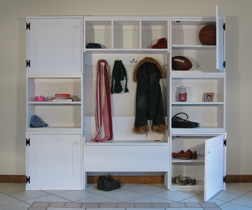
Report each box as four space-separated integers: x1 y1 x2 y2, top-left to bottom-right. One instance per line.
199 25 216 45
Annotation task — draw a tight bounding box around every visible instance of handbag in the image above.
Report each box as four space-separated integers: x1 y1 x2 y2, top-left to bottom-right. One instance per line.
172 112 199 128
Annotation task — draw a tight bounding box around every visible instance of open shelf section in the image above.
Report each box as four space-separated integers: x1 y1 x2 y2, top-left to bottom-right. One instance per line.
171 17 216 46
171 77 225 103
84 17 169 51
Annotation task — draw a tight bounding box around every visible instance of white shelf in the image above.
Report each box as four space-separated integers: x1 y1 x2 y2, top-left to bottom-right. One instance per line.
171 179 204 190
171 102 224 105
26 127 83 134
85 139 168 146
28 102 81 105
84 48 168 53
172 45 216 50
172 155 204 163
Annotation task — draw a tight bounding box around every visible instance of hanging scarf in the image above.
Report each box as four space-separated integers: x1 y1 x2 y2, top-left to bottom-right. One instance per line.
92 59 113 142
111 60 129 94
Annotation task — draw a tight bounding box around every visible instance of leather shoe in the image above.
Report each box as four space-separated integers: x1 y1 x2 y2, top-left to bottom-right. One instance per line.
172 150 191 160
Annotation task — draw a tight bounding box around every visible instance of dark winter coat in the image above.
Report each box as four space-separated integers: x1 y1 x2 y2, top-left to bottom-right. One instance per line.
133 57 167 134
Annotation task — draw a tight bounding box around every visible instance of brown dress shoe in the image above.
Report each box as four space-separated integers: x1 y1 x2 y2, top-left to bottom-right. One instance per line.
172 150 191 160
186 150 197 159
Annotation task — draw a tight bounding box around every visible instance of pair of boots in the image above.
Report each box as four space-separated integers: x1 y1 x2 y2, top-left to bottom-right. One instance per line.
97 175 121 191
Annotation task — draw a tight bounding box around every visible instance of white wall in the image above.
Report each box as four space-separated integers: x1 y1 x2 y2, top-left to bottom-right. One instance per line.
0 0 251 176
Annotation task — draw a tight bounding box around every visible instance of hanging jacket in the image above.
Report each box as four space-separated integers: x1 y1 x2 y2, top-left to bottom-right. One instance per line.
133 57 167 134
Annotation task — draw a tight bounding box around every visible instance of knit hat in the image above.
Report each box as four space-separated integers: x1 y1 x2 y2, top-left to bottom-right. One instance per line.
111 60 129 94
151 37 167 49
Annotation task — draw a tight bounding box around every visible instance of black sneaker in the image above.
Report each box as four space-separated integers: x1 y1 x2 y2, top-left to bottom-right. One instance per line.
102 175 121 191
97 175 106 190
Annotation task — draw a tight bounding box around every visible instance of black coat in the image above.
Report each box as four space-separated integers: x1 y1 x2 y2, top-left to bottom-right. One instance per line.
133 57 167 134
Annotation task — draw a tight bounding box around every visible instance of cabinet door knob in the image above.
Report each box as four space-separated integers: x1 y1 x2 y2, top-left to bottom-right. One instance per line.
74 142 79 146
208 150 211 153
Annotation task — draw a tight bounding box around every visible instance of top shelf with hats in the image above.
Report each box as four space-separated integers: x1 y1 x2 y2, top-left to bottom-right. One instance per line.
84 17 169 52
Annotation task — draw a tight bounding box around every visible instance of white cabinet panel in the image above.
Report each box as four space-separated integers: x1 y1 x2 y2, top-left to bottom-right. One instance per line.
27 17 83 73
26 134 82 190
216 6 225 72
204 134 226 201
84 146 169 172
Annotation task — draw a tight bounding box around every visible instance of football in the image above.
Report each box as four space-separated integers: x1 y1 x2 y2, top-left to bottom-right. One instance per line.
172 56 193 70
199 25 216 45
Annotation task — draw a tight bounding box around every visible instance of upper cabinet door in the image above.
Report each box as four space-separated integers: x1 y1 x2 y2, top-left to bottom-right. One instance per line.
26 17 83 73
216 6 226 72
204 134 226 201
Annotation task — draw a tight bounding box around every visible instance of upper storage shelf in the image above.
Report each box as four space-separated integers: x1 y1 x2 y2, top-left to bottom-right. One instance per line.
169 6 225 74
84 17 169 52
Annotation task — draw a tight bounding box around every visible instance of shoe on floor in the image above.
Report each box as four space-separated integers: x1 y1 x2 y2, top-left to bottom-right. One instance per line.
102 175 121 191
97 175 106 190
172 150 191 160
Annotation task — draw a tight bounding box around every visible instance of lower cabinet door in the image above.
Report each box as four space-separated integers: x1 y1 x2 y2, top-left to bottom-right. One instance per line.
26 134 82 190
204 134 226 201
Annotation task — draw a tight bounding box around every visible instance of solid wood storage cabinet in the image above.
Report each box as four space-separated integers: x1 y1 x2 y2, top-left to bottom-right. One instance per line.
25 6 226 201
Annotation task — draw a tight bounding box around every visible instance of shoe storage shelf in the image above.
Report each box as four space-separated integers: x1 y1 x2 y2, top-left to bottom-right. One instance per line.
25 6 226 201
169 134 226 201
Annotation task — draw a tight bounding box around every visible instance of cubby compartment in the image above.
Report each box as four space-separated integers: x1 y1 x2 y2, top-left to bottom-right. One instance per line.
141 20 168 49
171 48 218 73
27 104 81 129
171 19 216 46
26 77 83 130
171 77 225 103
171 104 225 132
85 20 112 49
27 77 82 102
170 134 226 196
113 20 140 49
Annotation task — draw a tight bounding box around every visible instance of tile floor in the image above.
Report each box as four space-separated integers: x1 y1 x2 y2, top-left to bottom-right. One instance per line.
0 182 252 210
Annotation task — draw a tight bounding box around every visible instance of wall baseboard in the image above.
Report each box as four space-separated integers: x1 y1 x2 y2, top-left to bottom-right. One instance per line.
0 175 26 183
1 175 252 183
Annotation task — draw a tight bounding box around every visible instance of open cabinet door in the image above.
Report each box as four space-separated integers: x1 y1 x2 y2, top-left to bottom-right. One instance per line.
216 6 226 72
204 134 226 201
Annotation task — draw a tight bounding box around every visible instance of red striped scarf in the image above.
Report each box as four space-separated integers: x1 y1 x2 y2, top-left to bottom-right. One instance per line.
92 59 113 142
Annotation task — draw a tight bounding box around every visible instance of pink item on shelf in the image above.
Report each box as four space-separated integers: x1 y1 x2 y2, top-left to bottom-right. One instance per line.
35 96 45 101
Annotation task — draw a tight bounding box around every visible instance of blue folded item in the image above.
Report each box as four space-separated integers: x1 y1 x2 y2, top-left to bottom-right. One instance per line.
30 115 48 127
86 43 102 48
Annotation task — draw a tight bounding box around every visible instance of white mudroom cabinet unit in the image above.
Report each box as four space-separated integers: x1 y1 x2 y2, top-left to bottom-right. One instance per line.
25 6 226 201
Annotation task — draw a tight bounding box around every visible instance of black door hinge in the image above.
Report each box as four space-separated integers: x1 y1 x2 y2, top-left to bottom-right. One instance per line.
26 23 30 30
224 139 227 146
26 60 30 67
223 176 226 183
223 23 226 31
223 61 226 68
26 138 30 146
26 176 30 184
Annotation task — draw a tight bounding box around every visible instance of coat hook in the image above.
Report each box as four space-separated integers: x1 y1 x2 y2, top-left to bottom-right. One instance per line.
130 58 137 63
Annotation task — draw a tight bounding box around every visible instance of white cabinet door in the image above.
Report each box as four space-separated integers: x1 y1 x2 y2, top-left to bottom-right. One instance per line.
216 6 225 72
26 134 82 190
26 17 83 73
204 134 226 201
